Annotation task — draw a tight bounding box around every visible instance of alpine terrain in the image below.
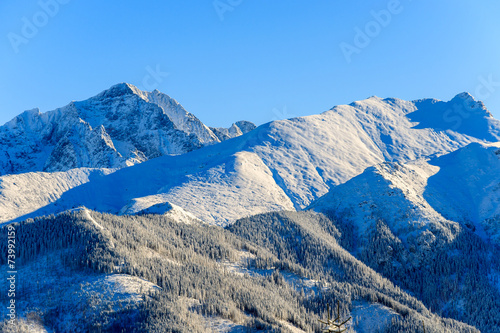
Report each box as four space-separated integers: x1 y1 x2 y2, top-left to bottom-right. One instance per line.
1 84 499 332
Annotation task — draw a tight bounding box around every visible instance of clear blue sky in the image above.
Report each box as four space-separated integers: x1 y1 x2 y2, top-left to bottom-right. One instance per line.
1 0 500 127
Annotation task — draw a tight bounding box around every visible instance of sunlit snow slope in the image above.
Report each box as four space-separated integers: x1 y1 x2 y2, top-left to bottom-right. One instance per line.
2 92 499 225
309 142 500 245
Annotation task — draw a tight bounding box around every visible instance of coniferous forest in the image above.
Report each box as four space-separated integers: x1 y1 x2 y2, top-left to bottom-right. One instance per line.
2 209 497 332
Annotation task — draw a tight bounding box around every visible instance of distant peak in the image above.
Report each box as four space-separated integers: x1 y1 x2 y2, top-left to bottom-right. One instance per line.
110 82 136 92
234 120 257 133
452 92 474 102
344 95 385 109
450 92 491 115
96 83 145 99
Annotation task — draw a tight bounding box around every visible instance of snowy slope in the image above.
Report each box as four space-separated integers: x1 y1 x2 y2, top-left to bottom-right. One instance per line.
423 142 500 242
0 168 115 223
0 83 255 175
123 201 203 224
0 252 159 333
247 93 499 209
2 93 499 225
307 142 500 331
7 149 296 226
350 301 399 333
2 209 479 332
309 142 500 245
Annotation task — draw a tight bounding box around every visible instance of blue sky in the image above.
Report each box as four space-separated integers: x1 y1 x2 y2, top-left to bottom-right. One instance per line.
1 0 500 127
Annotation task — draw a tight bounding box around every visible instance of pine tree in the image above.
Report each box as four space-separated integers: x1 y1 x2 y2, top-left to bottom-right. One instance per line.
318 301 351 333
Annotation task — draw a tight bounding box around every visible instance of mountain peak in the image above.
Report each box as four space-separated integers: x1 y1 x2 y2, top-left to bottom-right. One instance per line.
0 82 258 176
450 91 477 106
95 82 145 99
454 91 474 100
450 91 492 116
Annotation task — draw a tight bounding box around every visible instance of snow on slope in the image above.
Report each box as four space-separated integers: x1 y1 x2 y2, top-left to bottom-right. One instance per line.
0 83 255 175
2 93 499 225
307 158 461 268
350 301 399 333
210 121 257 142
423 142 500 242
122 201 203 224
0 168 115 224
141 88 219 144
250 93 499 209
0 250 159 333
409 92 498 142
9 150 295 226
309 142 500 245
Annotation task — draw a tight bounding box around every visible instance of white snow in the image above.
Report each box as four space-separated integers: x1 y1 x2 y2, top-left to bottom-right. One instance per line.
80 274 160 304
350 301 399 333
218 249 273 277
0 168 115 224
143 89 220 144
278 320 307 333
1 93 499 226
423 142 500 242
0 250 159 333
309 142 500 246
203 317 247 332
0 83 255 176
121 200 203 224
149 151 296 225
65 206 105 229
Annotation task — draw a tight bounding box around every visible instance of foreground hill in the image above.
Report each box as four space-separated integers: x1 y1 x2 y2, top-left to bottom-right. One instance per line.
2 92 499 225
0 209 478 332
308 142 500 331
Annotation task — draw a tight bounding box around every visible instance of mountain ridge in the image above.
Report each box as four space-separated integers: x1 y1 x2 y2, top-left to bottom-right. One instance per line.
1 88 500 332
1 91 499 225
0 83 255 175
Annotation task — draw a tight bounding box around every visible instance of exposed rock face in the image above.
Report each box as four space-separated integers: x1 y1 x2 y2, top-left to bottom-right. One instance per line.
0 83 256 175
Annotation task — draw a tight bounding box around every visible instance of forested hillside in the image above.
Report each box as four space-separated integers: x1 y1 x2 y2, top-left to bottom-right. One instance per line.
230 211 499 332
0 209 479 332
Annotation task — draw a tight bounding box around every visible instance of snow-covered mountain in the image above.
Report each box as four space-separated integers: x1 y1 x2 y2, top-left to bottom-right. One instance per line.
307 142 500 331
0 83 254 175
210 121 256 141
308 142 500 245
2 89 500 332
2 92 499 225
